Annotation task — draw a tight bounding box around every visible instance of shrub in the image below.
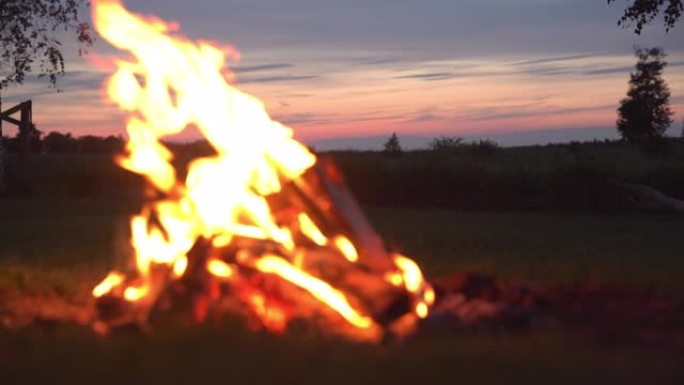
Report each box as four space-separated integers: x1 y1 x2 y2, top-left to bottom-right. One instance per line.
429 136 464 152
468 139 500 156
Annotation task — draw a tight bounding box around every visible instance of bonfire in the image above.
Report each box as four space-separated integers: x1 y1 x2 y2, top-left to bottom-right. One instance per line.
90 0 434 343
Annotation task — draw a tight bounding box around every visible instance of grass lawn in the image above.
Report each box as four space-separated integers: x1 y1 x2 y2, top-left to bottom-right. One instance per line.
1 198 683 384
367 207 684 292
2 323 681 385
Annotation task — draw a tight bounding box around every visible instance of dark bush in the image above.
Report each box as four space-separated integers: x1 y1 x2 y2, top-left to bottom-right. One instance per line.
77 135 124 154
44 132 78 153
429 136 464 152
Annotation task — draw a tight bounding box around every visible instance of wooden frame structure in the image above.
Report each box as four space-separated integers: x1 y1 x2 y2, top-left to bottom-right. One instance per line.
0 100 33 153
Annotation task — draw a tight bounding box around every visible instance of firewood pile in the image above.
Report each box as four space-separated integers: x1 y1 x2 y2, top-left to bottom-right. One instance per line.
89 158 431 342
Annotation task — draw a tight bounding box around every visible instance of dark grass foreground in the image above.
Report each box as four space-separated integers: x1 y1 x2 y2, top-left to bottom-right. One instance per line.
1 197 684 384
2 321 681 385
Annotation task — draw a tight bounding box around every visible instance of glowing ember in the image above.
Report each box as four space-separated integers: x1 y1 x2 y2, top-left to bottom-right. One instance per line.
92 272 124 298
207 259 235 279
91 0 433 342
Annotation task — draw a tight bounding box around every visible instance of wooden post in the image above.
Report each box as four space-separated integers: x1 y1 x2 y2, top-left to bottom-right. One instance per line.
20 100 31 153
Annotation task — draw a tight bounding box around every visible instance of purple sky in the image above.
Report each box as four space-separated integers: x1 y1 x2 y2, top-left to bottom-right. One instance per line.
2 0 683 149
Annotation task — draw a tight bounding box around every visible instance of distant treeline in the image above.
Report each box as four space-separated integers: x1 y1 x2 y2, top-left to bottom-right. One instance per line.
331 139 684 213
1 131 125 154
2 133 684 213
0 131 221 155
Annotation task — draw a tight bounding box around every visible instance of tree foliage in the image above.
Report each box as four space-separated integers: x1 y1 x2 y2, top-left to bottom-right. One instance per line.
608 0 683 34
429 137 500 156
617 47 674 144
0 0 93 94
383 132 402 155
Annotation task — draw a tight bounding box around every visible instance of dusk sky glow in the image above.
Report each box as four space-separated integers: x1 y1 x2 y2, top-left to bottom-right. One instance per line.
2 0 684 149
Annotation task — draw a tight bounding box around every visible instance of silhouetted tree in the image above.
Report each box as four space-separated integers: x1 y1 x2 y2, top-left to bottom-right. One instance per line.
608 0 682 34
77 135 124 153
617 47 674 145
429 137 501 156
0 0 93 96
429 136 464 152
383 132 402 155
469 139 500 156
5 123 42 153
103 135 124 153
43 131 78 153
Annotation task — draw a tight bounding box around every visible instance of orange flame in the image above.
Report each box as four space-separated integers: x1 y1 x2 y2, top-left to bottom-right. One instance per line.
254 255 373 329
91 0 433 340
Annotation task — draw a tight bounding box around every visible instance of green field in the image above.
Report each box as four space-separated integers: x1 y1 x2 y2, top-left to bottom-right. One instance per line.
368 207 684 291
2 198 683 294
1 196 683 384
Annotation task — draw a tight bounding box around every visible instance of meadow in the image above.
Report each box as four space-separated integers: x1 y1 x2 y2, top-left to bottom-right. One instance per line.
1 147 683 384
1 199 683 384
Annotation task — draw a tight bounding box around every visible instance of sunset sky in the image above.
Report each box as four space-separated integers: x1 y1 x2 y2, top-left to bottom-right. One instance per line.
2 0 684 149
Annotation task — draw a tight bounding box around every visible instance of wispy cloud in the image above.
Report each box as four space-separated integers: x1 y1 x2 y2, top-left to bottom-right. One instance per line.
510 53 603 67
237 75 317 84
405 107 444 123
519 67 575 77
582 66 634 76
276 110 404 127
466 104 616 122
395 72 455 81
518 59 684 78
232 63 294 73
275 112 335 126
359 58 401 66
